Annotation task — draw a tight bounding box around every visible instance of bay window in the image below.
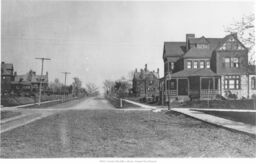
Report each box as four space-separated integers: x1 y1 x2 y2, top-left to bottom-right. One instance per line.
224 75 241 90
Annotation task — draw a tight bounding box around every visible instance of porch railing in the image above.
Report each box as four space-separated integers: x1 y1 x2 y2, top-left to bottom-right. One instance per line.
165 90 178 97
200 89 220 99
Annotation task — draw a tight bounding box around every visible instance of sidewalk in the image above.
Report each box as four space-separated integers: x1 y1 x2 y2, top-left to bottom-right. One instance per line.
123 99 256 136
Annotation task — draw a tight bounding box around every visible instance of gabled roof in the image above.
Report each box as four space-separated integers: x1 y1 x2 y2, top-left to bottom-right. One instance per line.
189 36 209 44
163 42 186 58
171 69 219 78
134 70 159 80
183 47 213 58
13 71 48 84
216 33 247 50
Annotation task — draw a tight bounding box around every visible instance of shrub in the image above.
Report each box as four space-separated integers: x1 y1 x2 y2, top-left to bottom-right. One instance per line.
252 94 256 100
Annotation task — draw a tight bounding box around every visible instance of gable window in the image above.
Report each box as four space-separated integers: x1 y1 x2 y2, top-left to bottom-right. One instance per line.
252 77 256 89
169 62 174 71
200 61 205 68
224 75 241 90
206 61 210 68
224 58 230 68
197 44 209 49
193 61 198 69
187 61 192 69
231 57 239 68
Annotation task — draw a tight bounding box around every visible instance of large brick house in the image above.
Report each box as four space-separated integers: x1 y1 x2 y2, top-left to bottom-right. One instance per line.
161 33 256 103
1 62 15 94
133 64 160 101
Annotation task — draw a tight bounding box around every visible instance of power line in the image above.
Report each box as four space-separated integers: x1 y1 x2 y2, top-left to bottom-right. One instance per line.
35 57 51 105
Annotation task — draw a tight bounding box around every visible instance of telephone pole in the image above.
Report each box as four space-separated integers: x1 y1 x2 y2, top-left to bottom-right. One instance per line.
35 57 51 105
62 72 71 102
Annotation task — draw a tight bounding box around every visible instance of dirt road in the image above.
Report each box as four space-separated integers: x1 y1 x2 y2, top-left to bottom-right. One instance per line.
1 97 256 157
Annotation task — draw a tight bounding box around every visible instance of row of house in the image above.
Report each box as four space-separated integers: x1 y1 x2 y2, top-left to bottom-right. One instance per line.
1 62 48 95
132 33 256 104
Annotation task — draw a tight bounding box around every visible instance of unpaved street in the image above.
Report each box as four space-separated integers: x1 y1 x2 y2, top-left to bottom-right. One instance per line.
1 97 256 157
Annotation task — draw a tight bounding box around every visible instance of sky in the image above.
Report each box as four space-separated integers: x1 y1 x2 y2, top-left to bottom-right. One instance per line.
1 0 254 91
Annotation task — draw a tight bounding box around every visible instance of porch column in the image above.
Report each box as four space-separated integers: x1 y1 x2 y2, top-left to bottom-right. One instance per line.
218 77 221 95
176 78 179 96
187 78 190 96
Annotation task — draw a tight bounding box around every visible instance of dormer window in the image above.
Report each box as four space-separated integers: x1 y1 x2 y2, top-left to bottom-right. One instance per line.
187 61 192 69
200 61 205 68
193 61 198 69
206 61 210 68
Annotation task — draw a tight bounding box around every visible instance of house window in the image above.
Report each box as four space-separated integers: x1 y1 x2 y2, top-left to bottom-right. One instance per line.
224 58 230 68
187 61 192 69
200 61 205 68
167 79 176 90
193 61 198 69
169 62 174 72
197 44 209 49
231 57 239 68
206 61 210 68
224 75 241 90
252 77 256 89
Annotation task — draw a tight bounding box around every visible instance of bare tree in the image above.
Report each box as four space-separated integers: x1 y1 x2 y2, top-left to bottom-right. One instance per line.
85 83 99 96
49 78 62 94
225 14 255 63
72 77 82 96
127 70 135 81
103 80 115 95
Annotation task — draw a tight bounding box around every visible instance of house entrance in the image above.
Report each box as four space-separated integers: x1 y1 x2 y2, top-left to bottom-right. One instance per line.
178 79 188 95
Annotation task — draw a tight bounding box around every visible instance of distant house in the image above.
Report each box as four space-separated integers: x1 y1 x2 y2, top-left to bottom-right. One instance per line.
161 33 256 103
132 64 160 101
1 62 15 93
11 70 49 93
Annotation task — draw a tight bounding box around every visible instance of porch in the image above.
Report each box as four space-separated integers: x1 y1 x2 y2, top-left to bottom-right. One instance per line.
165 76 221 101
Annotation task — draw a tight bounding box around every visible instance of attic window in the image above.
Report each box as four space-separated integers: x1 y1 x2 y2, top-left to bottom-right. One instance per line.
197 44 208 49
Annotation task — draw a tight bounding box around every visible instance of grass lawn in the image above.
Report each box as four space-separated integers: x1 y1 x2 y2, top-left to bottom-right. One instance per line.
196 110 256 125
181 99 255 109
1 111 22 120
1 110 256 158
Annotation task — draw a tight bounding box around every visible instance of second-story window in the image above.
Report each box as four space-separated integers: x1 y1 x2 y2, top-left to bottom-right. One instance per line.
193 61 198 69
200 61 205 68
224 58 230 68
231 57 239 68
206 61 210 68
169 62 174 72
187 61 192 69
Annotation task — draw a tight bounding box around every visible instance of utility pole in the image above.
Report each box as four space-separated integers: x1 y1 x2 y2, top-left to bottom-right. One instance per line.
35 57 51 105
62 72 71 102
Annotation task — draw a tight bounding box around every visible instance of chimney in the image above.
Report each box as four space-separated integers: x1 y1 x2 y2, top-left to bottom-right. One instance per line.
144 64 147 71
135 68 137 72
140 69 143 73
157 68 160 77
14 72 17 76
186 34 195 51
